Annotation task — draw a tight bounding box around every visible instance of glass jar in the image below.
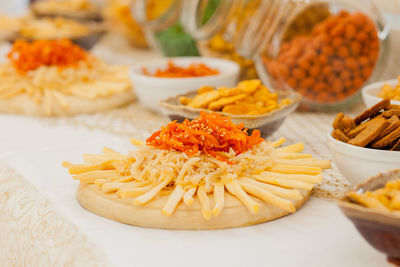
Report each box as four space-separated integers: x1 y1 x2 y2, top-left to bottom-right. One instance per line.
232 0 390 111
103 0 149 48
131 0 200 56
181 0 259 80
181 0 389 110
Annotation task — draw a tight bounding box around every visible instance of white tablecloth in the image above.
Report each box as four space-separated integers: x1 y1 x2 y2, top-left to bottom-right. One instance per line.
0 32 397 266
0 104 387 267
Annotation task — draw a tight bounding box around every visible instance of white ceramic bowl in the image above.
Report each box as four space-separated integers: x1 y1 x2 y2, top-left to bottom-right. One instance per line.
129 57 240 112
362 79 400 108
327 132 400 185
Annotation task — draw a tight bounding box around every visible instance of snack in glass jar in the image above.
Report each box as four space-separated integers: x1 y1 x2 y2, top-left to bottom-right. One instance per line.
104 0 149 48
282 3 330 42
264 10 380 106
182 0 259 79
205 33 257 79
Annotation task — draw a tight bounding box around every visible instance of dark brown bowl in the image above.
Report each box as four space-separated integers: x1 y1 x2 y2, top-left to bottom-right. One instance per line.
159 90 301 138
338 169 400 265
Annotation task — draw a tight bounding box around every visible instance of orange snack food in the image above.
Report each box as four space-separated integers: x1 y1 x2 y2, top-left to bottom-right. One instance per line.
264 11 379 104
8 39 89 73
332 99 400 150
143 61 219 78
146 111 264 162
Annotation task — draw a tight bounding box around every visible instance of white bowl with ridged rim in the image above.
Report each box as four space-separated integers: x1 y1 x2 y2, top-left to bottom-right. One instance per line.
362 79 400 108
129 57 240 112
327 131 400 185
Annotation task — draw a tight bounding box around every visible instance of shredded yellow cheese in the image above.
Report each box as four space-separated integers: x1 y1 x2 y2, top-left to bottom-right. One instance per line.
0 60 131 115
65 139 330 219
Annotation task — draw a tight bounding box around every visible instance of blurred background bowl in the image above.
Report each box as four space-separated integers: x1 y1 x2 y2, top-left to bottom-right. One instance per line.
6 29 105 50
362 78 400 108
327 132 400 185
129 57 240 112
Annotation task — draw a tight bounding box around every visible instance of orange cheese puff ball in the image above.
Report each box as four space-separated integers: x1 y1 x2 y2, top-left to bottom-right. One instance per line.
263 11 379 104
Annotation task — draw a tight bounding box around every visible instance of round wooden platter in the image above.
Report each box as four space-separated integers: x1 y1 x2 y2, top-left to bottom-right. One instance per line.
77 183 311 230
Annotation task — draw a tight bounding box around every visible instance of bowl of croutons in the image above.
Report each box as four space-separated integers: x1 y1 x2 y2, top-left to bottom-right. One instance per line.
338 169 400 265
328 99 400 184
159 79 301 138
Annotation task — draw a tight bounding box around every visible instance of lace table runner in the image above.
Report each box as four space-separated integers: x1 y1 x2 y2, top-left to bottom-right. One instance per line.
0 161 109 267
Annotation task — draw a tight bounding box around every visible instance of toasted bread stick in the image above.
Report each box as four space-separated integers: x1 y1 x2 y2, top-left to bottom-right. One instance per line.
353 99 390 125
332 113 345 129
378 116 400 139
348 117 389 147
371 127 400 148
332 129 350 142
348 114 383 138
382 109 400 118
390 139 400 151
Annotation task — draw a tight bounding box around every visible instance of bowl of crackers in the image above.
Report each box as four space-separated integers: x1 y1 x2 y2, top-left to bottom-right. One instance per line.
338 169 400 265
362 77 400 108
328 99 400 184
130 57 240 112
159 79 301 138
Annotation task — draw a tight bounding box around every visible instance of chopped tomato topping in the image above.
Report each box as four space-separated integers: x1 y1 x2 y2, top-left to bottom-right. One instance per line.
8 39 89 73
142 60 219 78
146 111 264 162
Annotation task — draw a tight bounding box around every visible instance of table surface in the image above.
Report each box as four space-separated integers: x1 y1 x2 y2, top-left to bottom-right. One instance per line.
0 33 395 267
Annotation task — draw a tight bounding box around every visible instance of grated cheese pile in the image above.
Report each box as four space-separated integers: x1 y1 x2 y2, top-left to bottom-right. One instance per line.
0 39 131 115
65 114 331 219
